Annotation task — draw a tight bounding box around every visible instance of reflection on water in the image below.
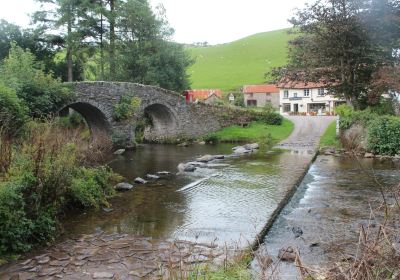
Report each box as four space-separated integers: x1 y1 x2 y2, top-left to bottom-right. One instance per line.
62 144 313 246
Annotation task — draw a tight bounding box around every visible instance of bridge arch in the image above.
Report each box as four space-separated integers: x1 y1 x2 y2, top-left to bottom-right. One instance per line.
143 103 178 141
62 102 112 140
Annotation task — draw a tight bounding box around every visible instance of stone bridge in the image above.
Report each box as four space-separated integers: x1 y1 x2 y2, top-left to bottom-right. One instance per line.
61 82 256 146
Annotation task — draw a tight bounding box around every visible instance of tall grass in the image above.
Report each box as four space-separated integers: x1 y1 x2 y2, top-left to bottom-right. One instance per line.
0 120 120 256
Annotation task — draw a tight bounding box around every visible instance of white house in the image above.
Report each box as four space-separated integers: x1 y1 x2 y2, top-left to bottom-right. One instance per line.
277 81 345 115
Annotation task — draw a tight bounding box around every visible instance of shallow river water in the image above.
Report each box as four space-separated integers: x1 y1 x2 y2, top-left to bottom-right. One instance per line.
62 144 314 247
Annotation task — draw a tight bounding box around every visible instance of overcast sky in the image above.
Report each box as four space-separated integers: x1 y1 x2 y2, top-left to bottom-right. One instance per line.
0 0 308 45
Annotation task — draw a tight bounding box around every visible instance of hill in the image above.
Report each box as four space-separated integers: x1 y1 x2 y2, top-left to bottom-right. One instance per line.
187 29 293 92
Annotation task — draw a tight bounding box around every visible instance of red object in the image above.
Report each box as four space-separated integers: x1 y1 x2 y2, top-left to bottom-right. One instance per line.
183 89 222 103
243 84 279 94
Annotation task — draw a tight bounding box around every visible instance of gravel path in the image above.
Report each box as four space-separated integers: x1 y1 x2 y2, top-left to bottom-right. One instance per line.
276 116 337 150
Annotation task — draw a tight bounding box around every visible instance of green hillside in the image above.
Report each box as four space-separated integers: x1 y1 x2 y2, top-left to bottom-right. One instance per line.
187 29 293 92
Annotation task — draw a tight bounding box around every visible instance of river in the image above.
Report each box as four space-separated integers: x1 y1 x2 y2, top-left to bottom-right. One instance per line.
61 143 314 247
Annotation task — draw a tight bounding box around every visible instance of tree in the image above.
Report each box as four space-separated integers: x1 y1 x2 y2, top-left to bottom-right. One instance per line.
0 43 72 117
115 0 192 91
0 20 56 74
273 0 400 108
33 0 93 82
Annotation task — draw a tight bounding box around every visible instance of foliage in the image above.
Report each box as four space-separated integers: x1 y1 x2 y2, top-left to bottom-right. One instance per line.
367 116 400 155
0 44 73 117
273 0 400 108
339 109 379 130
335 104 354 118
189 29 292 92
113 95 141 121
253 105 283 125
0 20 57 75
319 121 341 148
0 83 27 172
0 121 119 255
68 167 116 208
0 83 27 137
209 119 294 143
57 112 85 129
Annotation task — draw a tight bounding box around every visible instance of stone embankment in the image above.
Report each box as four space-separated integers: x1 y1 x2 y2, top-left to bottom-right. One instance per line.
0 232 227 279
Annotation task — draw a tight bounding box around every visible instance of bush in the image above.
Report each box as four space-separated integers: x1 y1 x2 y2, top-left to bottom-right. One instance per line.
339 109 379 130
367 116 400 155
68 167 116 208
335 104 354 117
256 111 283 125
0 43 73 117
113 95 141 121
0 121 119 255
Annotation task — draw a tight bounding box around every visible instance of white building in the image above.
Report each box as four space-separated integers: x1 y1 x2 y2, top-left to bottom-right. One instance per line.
278 81 345 115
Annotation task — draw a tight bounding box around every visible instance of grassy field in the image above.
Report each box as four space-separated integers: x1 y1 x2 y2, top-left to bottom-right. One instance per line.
209 119 294 144
187 29 293 92
319 120 341 148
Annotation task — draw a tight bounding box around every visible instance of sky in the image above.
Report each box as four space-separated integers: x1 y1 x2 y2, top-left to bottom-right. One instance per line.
0 0 308 45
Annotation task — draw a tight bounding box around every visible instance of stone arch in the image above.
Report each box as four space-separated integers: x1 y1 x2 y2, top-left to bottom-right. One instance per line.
143 103 178 140
62 102 112 140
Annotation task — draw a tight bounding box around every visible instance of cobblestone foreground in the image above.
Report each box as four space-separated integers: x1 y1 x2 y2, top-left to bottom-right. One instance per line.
1 233 229 280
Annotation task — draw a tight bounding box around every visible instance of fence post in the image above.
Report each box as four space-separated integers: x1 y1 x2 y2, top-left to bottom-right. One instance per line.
336 116 340 137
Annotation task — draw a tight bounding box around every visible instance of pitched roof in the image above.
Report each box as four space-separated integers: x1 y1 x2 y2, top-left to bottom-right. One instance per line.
243 84 279 94
183 89 222 100
276 76 329 89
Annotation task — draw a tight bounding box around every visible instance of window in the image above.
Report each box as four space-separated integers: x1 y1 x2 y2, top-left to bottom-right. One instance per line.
304 89 310 97
249 93 254 98
283 103 291 112
318 88 325 96
265 93 271 96
293 92 297 98
283 90 289 98
247 100 257 107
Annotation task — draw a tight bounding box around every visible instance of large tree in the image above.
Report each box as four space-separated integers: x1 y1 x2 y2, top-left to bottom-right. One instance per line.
274 0 400 108
33 0 94 82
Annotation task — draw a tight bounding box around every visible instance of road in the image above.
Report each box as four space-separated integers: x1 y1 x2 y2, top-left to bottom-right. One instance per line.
276 116 337 150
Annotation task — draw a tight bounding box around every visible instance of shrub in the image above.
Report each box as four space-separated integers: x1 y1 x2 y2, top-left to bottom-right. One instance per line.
0 43 73 117
0 120 119 255
256 111 283 125
339 109 379 130
68 167 116 208
367 116 400 155
335 104 354 117
0 181 32 254
113 95 141 121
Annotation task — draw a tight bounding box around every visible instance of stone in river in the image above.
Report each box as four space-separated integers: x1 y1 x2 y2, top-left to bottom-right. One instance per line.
113 149 125 155
114 182 134 191
278 246 296 262
292 226 303 238
196 155 215 162
244 143 259 150
146 174 160 180
233 147 251 154
177 163 196 172
157 171 171 175
134 177 148 184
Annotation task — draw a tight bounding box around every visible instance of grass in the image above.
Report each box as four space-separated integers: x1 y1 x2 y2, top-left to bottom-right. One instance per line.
209 118 294 144
187 29 294 92
319 120 342 148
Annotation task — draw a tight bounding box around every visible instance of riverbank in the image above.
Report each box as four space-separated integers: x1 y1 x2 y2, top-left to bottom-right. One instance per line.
207 119 294 144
